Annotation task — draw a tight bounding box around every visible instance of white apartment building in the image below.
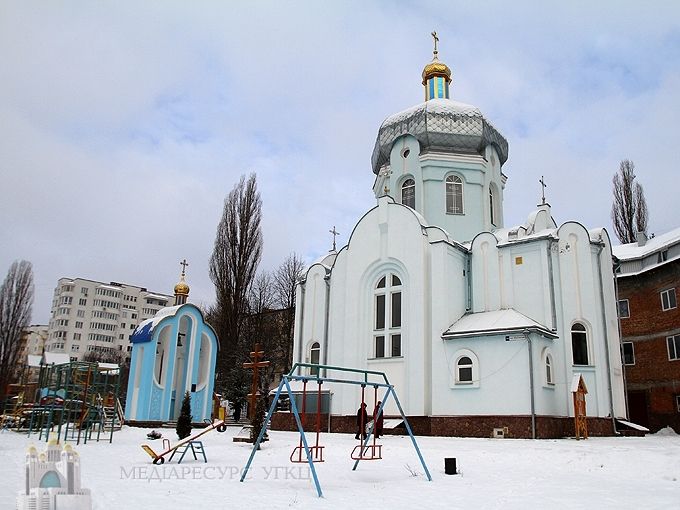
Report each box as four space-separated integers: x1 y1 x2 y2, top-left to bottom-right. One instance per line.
46 278 173 361
21 325 49 357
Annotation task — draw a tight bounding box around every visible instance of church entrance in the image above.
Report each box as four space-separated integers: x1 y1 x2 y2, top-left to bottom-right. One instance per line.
171 316 192 420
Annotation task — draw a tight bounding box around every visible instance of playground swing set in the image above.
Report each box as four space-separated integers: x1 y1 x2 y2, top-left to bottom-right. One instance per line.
241 363 432 498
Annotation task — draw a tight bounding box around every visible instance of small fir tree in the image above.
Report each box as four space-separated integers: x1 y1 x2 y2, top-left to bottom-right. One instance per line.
176 391 192 440
250 394 268 445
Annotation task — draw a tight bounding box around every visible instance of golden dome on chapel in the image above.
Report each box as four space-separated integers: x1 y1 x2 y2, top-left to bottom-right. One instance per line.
174 280 190 296
422 58 452 85
421 30 452 85
174 258 190 297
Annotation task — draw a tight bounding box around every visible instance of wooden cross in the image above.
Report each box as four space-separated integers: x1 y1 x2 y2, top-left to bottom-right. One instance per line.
539 175 547 205
329 226 340 252
179 258 189 276
431 30 439 57
243 343 270 420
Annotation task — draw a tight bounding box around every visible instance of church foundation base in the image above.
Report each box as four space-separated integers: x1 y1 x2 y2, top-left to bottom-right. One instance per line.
270 413 616 439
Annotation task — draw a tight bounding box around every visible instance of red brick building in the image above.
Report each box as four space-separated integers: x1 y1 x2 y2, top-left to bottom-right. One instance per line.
613 229 680 433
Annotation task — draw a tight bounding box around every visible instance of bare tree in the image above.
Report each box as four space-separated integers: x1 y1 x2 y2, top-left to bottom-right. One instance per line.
612 159 649 244
244 271 278 389
248 271 276 316
0 260 34 397
273 253 305 371
273 253 305 311
209 174 263 382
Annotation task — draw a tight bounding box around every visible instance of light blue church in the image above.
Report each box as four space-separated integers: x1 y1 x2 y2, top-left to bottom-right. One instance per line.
125 266 218 423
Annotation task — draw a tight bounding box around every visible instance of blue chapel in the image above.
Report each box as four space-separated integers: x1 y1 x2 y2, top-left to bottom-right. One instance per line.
124 266 218 423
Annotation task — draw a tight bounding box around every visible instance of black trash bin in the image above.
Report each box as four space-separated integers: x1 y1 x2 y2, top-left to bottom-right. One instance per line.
444 457 457 475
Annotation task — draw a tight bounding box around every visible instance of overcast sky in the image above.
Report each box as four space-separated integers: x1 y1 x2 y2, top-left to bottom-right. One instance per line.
2 1 679 324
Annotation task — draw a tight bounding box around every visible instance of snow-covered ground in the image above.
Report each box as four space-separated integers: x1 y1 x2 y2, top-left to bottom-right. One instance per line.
2 425 679 509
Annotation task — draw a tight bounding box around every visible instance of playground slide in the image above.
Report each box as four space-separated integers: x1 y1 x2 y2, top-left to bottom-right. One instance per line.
141 419 227 464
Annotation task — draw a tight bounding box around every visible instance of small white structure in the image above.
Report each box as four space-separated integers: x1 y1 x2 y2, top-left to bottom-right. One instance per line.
17 438 92 510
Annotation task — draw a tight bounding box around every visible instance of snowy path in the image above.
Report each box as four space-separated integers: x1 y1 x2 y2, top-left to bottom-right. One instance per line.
1 426 679 509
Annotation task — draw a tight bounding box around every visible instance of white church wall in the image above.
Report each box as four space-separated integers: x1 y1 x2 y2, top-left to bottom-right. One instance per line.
437 336 533 415
594 229 627 417
420 155 487 242
470 232 502 312
428 242 469 416
320 199 436 417
484 145 505 229
506 240 553 327
388 134 421 208
294 264 330 370
533 338 566 416
554 222 614 418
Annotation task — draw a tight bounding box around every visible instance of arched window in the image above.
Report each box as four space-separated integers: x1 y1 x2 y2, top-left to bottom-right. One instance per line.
309 342 320 375
545 352 554 385
446 175 464 214
373 273 403 359
401 179 415 209
457 356 474 384
489 184 498 226
571 323 589 365
450 349 479 388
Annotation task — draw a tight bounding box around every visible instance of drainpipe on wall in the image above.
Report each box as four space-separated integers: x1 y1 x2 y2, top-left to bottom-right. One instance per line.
524 329 536 439
612 258 630 420
466 254 473 312
596 245 617 434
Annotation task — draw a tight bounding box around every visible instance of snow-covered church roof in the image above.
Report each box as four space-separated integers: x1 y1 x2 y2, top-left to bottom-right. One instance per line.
129 305 182 344
443 309 557 339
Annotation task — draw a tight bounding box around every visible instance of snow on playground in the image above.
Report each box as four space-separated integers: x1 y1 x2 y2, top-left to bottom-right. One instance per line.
1 425 679 509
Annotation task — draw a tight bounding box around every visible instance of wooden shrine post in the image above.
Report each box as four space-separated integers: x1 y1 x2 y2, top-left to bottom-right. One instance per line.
243 343 270 421
571 373 589 440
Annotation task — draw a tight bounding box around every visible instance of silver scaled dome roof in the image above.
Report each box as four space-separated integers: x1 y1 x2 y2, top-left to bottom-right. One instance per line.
371 98 509 174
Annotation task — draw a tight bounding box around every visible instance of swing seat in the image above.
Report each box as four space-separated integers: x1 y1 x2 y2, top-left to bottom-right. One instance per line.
290 445 325 463
350 443 382 460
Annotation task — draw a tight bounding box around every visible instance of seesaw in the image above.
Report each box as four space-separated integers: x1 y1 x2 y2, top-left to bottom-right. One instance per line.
141 419 227 464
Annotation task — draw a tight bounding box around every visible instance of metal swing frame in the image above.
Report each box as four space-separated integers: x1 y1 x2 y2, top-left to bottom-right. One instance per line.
240 363 432 497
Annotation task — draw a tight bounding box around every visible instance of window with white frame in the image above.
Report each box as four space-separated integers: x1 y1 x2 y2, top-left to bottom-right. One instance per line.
401 179 415 209
309 342 320 375
456 356 474 384
667 335 680 361
571 322 589 365
373 273 403 359
445 175 464 214
545 352 554 385
622 342 635 365
618 299 630 318
661 288 677 311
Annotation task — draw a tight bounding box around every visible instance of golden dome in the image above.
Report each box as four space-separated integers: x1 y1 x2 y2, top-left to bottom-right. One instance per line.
174 280 190 296
174 258 190 297
422 58 452 85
